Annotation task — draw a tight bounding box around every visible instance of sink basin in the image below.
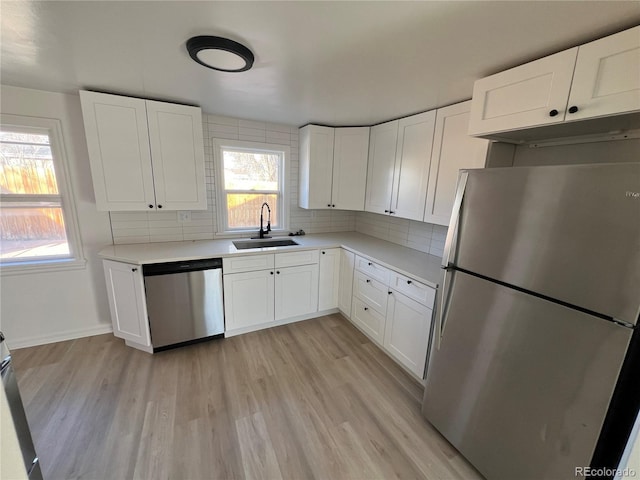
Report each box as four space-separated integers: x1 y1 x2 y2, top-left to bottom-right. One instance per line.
233 238 299 250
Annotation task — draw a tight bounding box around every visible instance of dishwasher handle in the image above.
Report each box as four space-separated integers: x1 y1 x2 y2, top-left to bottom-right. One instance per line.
143 258 223 276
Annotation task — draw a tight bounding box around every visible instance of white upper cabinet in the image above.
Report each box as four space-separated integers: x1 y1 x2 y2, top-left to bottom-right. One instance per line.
365 112 437 221
424 101 489 226
80 91 206 211
146 100 206 211
468 48 578 135
298 125 369 211
390 111 436 221
469 26 640 140
331 127 370 210
567 26 640 121
298 125 334 209
364 120 398 215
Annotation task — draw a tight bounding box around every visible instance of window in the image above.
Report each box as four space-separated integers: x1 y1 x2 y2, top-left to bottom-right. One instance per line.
214 139 289 235
0 115 84 273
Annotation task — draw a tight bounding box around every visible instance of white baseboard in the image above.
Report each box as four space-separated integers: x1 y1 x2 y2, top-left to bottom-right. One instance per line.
8 324 113 349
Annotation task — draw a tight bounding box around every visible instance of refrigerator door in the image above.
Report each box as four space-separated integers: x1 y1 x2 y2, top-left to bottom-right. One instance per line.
451 163 640 325
423 271 631 480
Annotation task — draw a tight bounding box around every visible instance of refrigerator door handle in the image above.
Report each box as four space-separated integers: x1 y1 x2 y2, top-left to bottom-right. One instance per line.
436 171 468 348
442 171 468 269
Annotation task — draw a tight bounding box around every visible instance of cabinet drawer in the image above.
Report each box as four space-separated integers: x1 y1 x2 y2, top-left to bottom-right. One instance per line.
388 272 435 307
351 297 386 346
223 254 274 274
354 255 390 284
275 249 319 268
353 270 388 315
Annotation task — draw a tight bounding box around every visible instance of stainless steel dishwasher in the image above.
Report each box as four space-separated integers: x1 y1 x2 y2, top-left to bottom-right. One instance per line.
143 258 224 351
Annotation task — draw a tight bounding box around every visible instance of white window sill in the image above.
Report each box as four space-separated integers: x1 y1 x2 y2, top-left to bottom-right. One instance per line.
0 257 87 276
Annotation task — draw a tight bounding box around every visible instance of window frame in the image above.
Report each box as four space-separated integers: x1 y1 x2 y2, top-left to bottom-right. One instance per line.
213 139 290 237
0 114 85 275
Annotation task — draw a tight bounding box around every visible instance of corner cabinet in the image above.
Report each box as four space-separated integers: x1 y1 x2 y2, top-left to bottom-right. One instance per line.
424 101 489 226
102 260 151 351
298 125 370 211
469 26 640 139
318 248 341 311
80 90 206 211
365 111 437 221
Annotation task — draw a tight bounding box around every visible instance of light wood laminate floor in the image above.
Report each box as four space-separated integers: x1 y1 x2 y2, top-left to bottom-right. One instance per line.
13 314 483 480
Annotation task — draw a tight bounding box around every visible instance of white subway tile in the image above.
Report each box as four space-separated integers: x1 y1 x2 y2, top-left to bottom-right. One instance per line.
238 119 266 130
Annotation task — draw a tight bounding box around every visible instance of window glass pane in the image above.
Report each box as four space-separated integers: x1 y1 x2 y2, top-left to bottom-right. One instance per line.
223 150 280 191
0 206 70 259
227 193 278 229
0 130 59 194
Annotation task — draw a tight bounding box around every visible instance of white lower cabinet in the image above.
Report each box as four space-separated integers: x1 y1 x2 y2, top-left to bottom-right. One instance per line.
349 256 436 379
223 269 275 331
338 249 355 317
384 290 433 378
223 251 320 336
275 264 319 320
103 260 151 350
351 297 387 345
318 248 341 311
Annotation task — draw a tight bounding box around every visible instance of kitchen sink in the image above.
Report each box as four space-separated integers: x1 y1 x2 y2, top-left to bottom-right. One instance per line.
233 238 299 250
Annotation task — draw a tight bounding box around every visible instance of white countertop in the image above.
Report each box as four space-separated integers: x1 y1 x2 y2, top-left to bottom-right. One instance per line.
98 232 443 288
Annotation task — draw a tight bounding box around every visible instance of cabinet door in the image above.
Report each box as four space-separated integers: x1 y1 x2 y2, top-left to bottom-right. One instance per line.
298 125 334 209
338 249 355 317
275 264 319 321
468 48 578 135
351 297 386 346
567 26 640 121
384 290 433 378
103 260 151 347
332 127 370 210
424 102 489 226
146 100 206 210
223 270 275 331
390 111 436 221
80 91 156 211
364 120 398 215
318 248 340 311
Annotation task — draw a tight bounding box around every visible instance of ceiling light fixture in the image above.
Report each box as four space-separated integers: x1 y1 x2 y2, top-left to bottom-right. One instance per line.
186 35 254 72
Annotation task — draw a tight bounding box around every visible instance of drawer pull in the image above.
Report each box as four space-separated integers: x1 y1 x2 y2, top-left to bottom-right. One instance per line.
388 291 392 295
270 271 274 275
366 279 370 283
368 262 372 266
407 280 412 285
364 307 369 311
131 268 138 272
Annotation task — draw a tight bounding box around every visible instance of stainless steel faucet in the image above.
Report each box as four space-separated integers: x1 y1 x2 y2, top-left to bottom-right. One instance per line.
257 202 271 239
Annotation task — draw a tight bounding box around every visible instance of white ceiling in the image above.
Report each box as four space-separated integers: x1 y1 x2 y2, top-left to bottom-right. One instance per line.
2 1 639 126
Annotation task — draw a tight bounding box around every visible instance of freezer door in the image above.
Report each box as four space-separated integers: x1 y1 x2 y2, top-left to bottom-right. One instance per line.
423 271 632 480
452 163 640 325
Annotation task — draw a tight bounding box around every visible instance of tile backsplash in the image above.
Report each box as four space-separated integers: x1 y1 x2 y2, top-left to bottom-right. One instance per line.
354 212 447 258
110 114 355 244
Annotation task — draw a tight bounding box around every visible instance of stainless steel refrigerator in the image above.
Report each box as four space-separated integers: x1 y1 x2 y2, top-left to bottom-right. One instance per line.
422 163 640 480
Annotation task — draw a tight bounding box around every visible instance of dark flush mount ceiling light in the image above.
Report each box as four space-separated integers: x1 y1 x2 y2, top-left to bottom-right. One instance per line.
186 35 254 72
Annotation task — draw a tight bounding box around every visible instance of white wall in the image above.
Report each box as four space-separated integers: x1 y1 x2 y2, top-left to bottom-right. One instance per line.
0 86 113 348
110 114 356 243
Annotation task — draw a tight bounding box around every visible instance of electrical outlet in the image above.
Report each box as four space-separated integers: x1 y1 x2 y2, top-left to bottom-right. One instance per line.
177 211 192 223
